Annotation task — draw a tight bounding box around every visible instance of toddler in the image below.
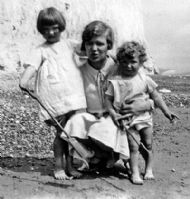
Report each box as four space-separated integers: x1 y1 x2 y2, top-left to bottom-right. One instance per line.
105 41 178 184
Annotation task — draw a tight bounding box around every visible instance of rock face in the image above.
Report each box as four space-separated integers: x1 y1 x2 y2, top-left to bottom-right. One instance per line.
0 0 146 72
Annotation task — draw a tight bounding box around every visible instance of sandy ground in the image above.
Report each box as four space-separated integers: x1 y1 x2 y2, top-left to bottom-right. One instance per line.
0 73 190 199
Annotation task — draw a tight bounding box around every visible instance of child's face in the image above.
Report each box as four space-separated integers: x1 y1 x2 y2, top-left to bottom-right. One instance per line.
119 56 140 77
42 24 61 44
85 34 108 68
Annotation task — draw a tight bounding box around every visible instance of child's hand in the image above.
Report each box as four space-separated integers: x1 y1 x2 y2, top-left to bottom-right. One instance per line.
27 90 38 100
165 112 180 123
170 113 180 124
19 85 38 100
111 113 122 127
120 99 153 115
19 84 28 92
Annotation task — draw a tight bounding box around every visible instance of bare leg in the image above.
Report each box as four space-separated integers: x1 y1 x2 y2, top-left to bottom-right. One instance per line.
106 152 116 168
53 135 72 180
54 135 83 179
66 154 83 178
128 129 143 185
123 159 131 176
89 138 118 168
140 127 155 180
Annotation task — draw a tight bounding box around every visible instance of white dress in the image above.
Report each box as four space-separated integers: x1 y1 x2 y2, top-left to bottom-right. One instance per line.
24 39 87 121
64 57 130 160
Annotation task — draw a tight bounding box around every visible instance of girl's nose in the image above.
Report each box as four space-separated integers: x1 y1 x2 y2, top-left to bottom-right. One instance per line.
128 64 132 69
91 44 97 51
49 29 54 35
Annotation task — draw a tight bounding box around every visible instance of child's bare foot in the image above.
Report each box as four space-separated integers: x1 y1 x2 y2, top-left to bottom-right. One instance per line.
90 157 101 164
106 158 116 168
78 162 89 171
131 174 144 185
68 167 83 178
54 170 73 180
123 160 132 176
144 170 155 180
87 150 95 159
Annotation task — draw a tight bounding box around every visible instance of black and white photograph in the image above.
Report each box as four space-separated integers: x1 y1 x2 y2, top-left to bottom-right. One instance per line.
0 0 190 198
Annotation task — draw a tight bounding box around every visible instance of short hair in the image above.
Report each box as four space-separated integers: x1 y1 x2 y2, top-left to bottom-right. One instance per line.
81 20 114 51
37 7 66 34
116 41 147 64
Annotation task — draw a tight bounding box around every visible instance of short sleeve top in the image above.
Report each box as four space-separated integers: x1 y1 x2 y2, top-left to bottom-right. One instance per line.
105 72 157 110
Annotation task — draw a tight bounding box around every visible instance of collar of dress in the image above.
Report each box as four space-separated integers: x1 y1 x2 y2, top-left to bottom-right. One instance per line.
85 56 112 76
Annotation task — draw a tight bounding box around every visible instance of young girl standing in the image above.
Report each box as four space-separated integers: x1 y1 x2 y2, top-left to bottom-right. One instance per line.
19 7 87 180
105 41 178 184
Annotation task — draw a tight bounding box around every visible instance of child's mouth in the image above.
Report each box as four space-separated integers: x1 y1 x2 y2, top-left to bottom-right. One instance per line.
91 54 99 59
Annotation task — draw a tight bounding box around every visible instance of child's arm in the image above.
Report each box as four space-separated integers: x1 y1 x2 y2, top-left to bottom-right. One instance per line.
150 89 178 122
105 95 121 126
121 98 154 115
69 39 87 68
19 65 36 91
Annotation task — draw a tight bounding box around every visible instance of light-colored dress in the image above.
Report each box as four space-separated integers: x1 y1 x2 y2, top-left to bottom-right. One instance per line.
64 56 130 160
106 72 157 130
24 39 87 121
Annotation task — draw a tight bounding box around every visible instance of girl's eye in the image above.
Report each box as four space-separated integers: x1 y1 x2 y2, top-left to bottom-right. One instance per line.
120 60 128 64
96 42 104 46
86 41 106 47
52 27 59 32
43 26 60 34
